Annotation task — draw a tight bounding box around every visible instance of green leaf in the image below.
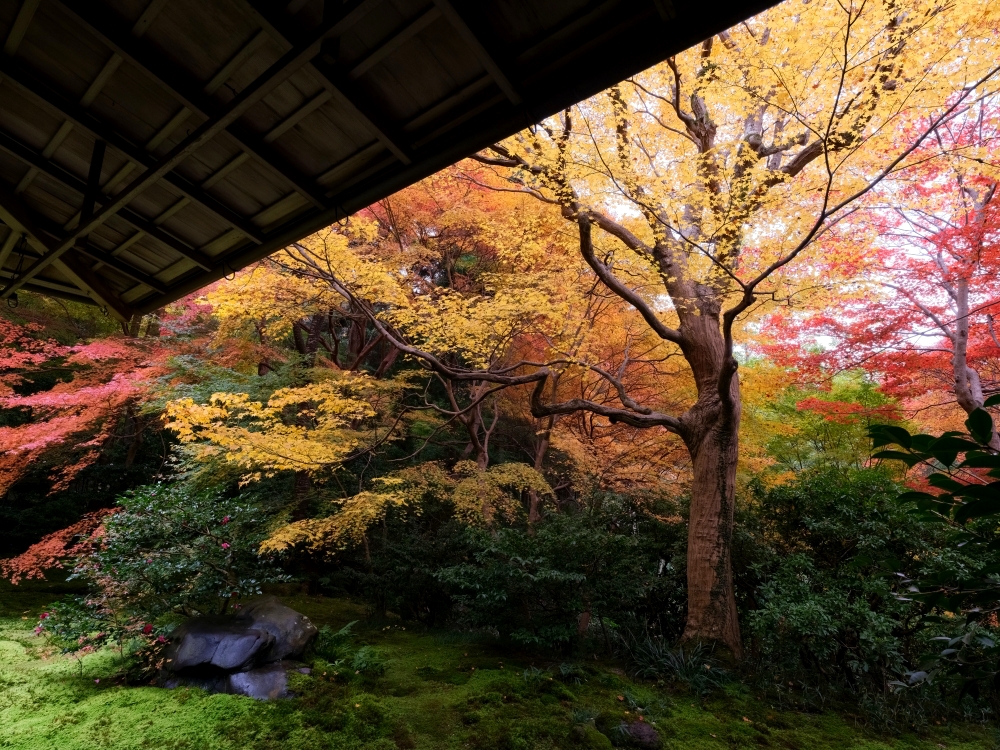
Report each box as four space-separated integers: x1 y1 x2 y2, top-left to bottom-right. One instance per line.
869 424 913 449
930 450 959 468
929 436 982 452
966 408 995 446
927 473 966 492
961 452 1000 469
954 497 1000 524
897 491 939 503
954 482 1000 503
872 450 922 467
984 394 1000 407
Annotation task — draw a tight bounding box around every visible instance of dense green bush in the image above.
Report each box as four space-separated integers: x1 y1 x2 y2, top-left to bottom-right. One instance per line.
437 501 684 651
35 479 292 679
87 481 291 619
317 494 471 623
740 466 1000 721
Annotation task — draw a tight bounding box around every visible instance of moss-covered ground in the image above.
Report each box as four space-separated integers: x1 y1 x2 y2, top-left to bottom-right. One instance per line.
0 579 996 750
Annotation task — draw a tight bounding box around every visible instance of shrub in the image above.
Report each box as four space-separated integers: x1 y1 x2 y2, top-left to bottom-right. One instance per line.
436 507 671 651
33 480 291 680
742 465 1000 721
86 481 291 619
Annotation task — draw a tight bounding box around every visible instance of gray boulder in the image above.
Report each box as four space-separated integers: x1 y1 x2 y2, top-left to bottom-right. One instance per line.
164 617 274 672
160 598 318 701
228 661 311 700
235 596 318 662
164 661 311 700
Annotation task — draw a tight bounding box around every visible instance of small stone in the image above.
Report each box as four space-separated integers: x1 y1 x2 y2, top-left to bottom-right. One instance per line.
624 721 661 749
227 662 293 701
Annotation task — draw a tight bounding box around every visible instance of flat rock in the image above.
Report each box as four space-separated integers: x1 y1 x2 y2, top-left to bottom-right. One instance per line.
235 596 318 662
163 661 309 700
160 598 317 700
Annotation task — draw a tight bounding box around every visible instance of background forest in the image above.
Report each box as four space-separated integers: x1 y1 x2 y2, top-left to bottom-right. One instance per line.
4 0 1000 746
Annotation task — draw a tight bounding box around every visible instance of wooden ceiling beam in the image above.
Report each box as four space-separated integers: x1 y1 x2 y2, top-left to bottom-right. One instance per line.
54 254 135 321
0 57 267 245
3 0 41 56
0 127 214 273
74 241 167 294
0 228 21 270
0 273 96 303
53 0 330 210
0 9 348 300
347 6 442 80
262 90 332 144
311 55 412 165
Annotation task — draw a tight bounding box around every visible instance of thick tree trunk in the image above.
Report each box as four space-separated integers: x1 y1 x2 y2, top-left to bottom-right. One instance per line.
681 407 742 659
675 303 743 658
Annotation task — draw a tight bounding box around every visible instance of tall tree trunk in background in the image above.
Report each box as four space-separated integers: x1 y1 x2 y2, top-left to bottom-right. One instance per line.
527 415 554 526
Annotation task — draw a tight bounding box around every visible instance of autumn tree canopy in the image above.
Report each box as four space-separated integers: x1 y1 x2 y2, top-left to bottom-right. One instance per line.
3 0 1000 672
261 0 1000 656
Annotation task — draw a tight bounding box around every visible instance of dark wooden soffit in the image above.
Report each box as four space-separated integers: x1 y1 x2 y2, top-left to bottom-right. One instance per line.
0 0 779 320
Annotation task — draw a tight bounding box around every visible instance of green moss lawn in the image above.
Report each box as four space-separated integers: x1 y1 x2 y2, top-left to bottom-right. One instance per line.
0 580 995 750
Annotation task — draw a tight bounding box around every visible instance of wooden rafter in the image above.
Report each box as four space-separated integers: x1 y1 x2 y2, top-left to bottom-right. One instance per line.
0 57 268 245
3 0 41 56
0 128 215 272
431 0 521 105
0 0 781 316
53 0 332 209
0 184 133 319
239 0 412 165
347 6 442 80
0 11 349 300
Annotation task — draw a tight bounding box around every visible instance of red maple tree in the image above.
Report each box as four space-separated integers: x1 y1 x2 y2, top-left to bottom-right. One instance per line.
0 314 169 495
763 101 1000 439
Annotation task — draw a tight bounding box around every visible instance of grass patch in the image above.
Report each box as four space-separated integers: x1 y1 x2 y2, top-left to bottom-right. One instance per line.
0 581 995 749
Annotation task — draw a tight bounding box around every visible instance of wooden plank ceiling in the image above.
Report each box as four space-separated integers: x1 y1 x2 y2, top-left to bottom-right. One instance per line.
0 0 777 320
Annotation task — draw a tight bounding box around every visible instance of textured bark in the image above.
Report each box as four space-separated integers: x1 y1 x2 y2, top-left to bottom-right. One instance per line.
682 406 742 658
675 305 743 658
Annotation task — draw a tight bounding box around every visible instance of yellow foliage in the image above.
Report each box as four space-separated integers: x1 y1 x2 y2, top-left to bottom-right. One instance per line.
451 460 553 524
260 461 552 554
164 371 402 482
204 264 338 347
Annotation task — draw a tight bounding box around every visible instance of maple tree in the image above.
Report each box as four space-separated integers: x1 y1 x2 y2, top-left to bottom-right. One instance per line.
0 507 115 585
764 100 1000 444
269 0 1000 656
7 0 1000 680
0 315 165 496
